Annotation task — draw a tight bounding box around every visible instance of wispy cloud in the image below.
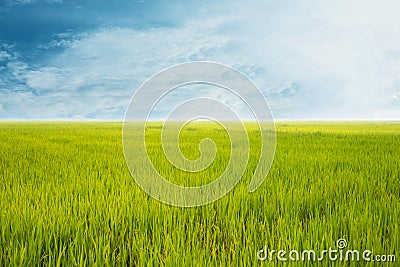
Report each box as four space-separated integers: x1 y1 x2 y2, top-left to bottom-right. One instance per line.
1 20 231 119
0 0 400 120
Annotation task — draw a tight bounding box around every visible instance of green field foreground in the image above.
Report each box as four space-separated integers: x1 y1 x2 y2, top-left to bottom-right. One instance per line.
0 121 399 266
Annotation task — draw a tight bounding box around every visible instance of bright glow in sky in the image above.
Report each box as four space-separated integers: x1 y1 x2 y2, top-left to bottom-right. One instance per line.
0 0 399 120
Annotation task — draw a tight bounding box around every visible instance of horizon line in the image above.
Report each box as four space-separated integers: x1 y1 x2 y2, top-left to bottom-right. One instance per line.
0 119 399 122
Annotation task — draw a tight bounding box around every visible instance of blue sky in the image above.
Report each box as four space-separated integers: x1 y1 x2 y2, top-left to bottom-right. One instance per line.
0 0 399 120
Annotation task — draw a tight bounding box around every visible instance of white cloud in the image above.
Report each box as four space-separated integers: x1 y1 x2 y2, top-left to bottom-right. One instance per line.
2 22 231 119
24 67 61 90
1 0 400 120
215 0 400 119
0 51 11 62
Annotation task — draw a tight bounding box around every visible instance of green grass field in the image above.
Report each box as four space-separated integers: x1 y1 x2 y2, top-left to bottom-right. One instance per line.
0 121 399 266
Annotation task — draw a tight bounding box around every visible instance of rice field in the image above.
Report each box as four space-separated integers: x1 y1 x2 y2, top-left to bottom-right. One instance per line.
0 121 399 266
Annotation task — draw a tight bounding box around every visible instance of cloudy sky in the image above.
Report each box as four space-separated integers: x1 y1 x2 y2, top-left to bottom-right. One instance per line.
1 0 399 120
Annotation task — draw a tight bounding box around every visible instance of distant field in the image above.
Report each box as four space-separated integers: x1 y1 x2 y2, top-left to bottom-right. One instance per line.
0 121 399 266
